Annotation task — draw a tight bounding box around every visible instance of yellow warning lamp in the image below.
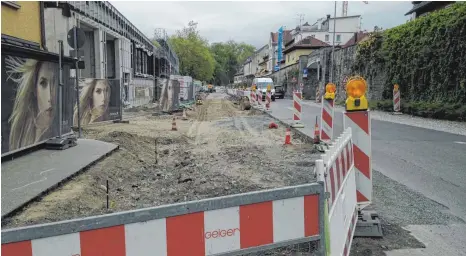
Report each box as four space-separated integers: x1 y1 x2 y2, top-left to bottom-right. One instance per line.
266 84 272 92
345 76 368 111
251 85 256 91
324 83 336 100
394 84 399 92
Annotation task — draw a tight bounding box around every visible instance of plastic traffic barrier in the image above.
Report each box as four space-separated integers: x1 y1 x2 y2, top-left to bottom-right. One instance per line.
2 183 327 256
315 128 358 256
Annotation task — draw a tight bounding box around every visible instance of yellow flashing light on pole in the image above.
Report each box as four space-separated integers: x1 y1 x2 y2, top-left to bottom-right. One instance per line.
266 84 272 92
345 76 368 111
394 84 399 92
251 85 256 91
324 83 336 100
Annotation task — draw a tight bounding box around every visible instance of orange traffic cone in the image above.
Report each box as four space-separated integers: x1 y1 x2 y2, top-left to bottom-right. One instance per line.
284 128 292 145
313 116 320 144
171 117 177 131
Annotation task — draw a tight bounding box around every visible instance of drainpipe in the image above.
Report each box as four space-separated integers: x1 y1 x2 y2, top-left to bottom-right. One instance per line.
39 1 48 51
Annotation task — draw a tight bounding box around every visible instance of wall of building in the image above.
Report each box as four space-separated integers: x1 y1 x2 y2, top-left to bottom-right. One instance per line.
285 49 313 67
1 1 42 44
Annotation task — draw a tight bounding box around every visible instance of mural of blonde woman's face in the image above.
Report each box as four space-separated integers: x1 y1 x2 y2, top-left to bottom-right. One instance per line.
35 62 55 127
92 80 109 111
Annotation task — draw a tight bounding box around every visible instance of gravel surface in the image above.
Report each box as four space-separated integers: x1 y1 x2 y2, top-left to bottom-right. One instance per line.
2 94 321 255
350 170 465 256
302 101 466 136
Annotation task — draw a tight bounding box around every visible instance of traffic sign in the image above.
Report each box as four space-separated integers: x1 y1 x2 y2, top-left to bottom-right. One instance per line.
343 76 348 85
303 69 308 78
299 83 304 92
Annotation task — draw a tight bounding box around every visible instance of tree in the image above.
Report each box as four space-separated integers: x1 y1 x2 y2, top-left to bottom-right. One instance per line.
169 21 215 81
209 41 255 85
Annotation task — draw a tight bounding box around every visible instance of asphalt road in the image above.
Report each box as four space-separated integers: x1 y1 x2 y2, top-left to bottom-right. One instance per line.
267 98 466 255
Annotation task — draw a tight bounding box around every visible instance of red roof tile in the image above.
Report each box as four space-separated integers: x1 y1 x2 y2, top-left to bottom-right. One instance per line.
342 32 369 48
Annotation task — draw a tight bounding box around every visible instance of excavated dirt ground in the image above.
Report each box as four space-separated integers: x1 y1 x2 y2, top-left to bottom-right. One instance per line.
3 93 321 255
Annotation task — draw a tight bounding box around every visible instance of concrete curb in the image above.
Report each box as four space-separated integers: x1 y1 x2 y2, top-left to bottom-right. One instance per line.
252 106 315 144
226 91 315 144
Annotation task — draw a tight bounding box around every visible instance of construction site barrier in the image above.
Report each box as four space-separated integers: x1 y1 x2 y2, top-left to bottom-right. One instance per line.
315 128 358 256
292 91 304 128
2 183 327 256
343 111 372 208
393 85 401 113
320 99 334 141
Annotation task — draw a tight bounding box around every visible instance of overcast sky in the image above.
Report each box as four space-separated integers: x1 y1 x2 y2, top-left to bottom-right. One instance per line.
111 1 413 49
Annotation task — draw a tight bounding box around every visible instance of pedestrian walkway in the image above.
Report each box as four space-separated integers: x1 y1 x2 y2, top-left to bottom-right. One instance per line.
1 139 119 217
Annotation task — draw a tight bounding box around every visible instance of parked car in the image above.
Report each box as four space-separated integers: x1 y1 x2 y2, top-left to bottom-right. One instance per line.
274 86 285 99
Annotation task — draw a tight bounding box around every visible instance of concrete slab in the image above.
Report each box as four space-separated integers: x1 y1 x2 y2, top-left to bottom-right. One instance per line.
385 224 466 256
1 139 119 217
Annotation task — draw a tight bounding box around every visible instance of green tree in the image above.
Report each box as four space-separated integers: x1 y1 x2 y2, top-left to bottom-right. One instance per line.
169 21 215 81
209 41 255 85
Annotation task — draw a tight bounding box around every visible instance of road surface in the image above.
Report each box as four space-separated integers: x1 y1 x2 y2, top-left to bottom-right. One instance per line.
268 98 466 255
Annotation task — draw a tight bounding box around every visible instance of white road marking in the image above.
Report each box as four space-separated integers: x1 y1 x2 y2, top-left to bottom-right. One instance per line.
454 141 466 145
11 168 55 191
40 168 56 175
11 177 47 191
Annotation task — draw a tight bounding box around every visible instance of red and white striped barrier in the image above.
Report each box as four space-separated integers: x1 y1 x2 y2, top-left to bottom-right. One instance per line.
320 99 334 141
265 91 271 111
315 128 357 256
250 90 256 105
343 111 372 208
393 87 401 113
2 184 327 256
316 87 321 103
292 91 304 128
256 90 262 108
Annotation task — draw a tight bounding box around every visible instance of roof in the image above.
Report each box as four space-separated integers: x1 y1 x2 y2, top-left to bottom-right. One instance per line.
271 30 292 44
404 1 454 15
342 32 370 48
283 36 329 54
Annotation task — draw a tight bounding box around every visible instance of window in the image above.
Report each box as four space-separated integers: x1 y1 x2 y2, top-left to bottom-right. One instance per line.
325 34 329 41
311 34 315 38
336 34 341 42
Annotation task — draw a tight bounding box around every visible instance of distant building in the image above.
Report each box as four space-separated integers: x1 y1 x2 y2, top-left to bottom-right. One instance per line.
283 36 329 67
290 15 361 47
405 1 456 19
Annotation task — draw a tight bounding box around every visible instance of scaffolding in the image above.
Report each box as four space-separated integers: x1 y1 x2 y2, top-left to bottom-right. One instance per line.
154 28 179 77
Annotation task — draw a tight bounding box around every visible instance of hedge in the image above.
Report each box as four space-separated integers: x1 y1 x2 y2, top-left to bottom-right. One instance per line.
353 2 466 105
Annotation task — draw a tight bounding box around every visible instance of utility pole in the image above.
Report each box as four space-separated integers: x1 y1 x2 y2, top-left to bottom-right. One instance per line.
330 1 337 83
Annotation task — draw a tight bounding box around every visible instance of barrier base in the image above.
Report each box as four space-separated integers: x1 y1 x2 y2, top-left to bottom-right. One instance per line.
354 210 383 238
45 135 78 150
113 120 130 124
291 123 305 128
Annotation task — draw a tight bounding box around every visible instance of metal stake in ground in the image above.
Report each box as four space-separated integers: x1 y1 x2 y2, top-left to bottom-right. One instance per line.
106 179 109 210
155 138 158 165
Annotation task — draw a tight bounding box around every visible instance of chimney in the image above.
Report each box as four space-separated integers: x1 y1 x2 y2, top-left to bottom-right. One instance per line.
327 14 331 20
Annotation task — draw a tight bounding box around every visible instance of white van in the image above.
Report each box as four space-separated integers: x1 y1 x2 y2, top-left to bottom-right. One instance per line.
252 77 275 101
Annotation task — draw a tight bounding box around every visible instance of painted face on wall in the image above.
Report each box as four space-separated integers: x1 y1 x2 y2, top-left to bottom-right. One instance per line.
92 80 109 111
35 62 55 127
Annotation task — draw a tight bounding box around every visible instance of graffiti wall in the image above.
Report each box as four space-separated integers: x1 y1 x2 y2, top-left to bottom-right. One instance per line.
1 55 73 155
73 79 121 126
